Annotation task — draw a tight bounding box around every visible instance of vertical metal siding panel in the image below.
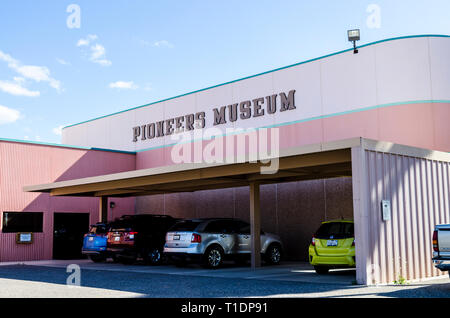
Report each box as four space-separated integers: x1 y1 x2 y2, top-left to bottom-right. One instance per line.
443 163 450 225
420 159 432 277
367 151 378 283
397 155 409 280
434 162 442 224
408 157 420 281
389 153 401 282
414 158 426 280
425 160 437 276
401 156 412 280
431 160 441 277
437 162 446 224
431 161 442 277
375 152 387 283
403 156 412 280
423 158 433 278
383 153 394 283
352 146 371 285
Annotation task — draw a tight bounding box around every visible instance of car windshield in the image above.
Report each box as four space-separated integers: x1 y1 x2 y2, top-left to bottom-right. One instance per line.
169 220 202 232
315 222 354 239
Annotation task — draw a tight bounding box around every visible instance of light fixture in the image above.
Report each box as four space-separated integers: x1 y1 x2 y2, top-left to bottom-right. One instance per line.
110 201 116 209
347 29 360 54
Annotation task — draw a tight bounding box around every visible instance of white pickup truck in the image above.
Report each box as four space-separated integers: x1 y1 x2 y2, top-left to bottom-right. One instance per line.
432 224 450 278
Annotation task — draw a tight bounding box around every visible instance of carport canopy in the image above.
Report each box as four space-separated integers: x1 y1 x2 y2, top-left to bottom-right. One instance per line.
24 138 362 268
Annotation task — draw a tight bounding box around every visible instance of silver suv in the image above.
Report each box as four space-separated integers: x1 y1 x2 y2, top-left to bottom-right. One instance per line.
164 218 283 268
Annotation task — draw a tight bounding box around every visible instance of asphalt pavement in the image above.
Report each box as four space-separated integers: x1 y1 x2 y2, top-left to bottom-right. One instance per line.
0 260 448 298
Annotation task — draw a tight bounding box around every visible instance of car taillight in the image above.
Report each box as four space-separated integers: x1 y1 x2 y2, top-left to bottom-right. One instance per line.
125 232 138 240
191 233 202 243
433 230 439 252
311 236 316 246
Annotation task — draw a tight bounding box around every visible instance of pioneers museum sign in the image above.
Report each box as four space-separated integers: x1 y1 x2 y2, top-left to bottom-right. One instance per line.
132 90 296 143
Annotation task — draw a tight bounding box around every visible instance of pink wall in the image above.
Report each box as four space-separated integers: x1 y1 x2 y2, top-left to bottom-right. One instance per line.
352 147 450 285
136 102 450 170
0 141 136 262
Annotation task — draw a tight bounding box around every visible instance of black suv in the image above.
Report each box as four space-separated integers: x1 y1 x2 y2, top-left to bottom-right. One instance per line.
107 214 177 265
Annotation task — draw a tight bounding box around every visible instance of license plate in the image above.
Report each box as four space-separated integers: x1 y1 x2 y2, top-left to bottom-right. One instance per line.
327 240 338 247
114 236 120 242
88 237 94 241
173 235 180 240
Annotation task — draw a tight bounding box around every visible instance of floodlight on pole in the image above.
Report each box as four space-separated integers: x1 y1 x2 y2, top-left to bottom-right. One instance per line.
348 29 360 54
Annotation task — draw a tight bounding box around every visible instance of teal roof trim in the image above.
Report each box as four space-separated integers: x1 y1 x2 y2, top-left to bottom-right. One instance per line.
0 137 136 155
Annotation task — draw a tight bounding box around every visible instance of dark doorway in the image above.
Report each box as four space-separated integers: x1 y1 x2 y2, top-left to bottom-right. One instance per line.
53 212 90 259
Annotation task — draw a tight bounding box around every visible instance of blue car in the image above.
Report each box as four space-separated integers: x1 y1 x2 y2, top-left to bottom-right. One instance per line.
82 223 115 262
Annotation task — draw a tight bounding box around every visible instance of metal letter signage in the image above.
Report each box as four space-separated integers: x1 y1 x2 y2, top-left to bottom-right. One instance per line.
132 90 296 143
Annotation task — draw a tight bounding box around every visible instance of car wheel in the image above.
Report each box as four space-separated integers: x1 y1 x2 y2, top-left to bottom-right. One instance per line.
144 247 162 265
111 254 119 263
204 245 224 269
314 266 329 274
89 255 106 263
265 244 282 265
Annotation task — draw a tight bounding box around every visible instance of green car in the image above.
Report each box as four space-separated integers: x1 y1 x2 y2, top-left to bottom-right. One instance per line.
308 219 355 274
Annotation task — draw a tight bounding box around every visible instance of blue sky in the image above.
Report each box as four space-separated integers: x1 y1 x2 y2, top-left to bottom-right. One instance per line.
0 0 449 144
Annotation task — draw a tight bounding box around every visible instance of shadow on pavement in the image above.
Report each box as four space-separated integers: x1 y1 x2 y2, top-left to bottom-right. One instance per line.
0 261 361 298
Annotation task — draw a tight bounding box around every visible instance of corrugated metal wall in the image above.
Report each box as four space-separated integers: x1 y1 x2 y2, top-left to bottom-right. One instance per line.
136 178 354 261
353 147 450 285
0 141 136 262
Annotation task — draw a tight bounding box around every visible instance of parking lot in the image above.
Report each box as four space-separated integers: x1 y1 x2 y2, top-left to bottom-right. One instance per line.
0 259 449 298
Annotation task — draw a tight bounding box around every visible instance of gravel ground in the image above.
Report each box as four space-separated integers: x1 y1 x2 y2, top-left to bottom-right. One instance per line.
0 265 448 298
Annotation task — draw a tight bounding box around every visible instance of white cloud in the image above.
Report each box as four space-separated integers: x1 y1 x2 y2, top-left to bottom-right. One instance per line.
153 40 174 48
90 44 106 60
13 76 25 84
77 34 98 47
0 80 40 97
0 50 61 93
90 44 112 66
52 125 65 136
15 65 61 90
0 105 20 125
0 50 18 67
77 35 112 67
109 81 138 90
56 58 70 66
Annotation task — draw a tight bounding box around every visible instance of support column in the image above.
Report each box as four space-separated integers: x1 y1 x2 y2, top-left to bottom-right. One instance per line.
351 146 370 285
250 181 261 269
99 196 108 223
